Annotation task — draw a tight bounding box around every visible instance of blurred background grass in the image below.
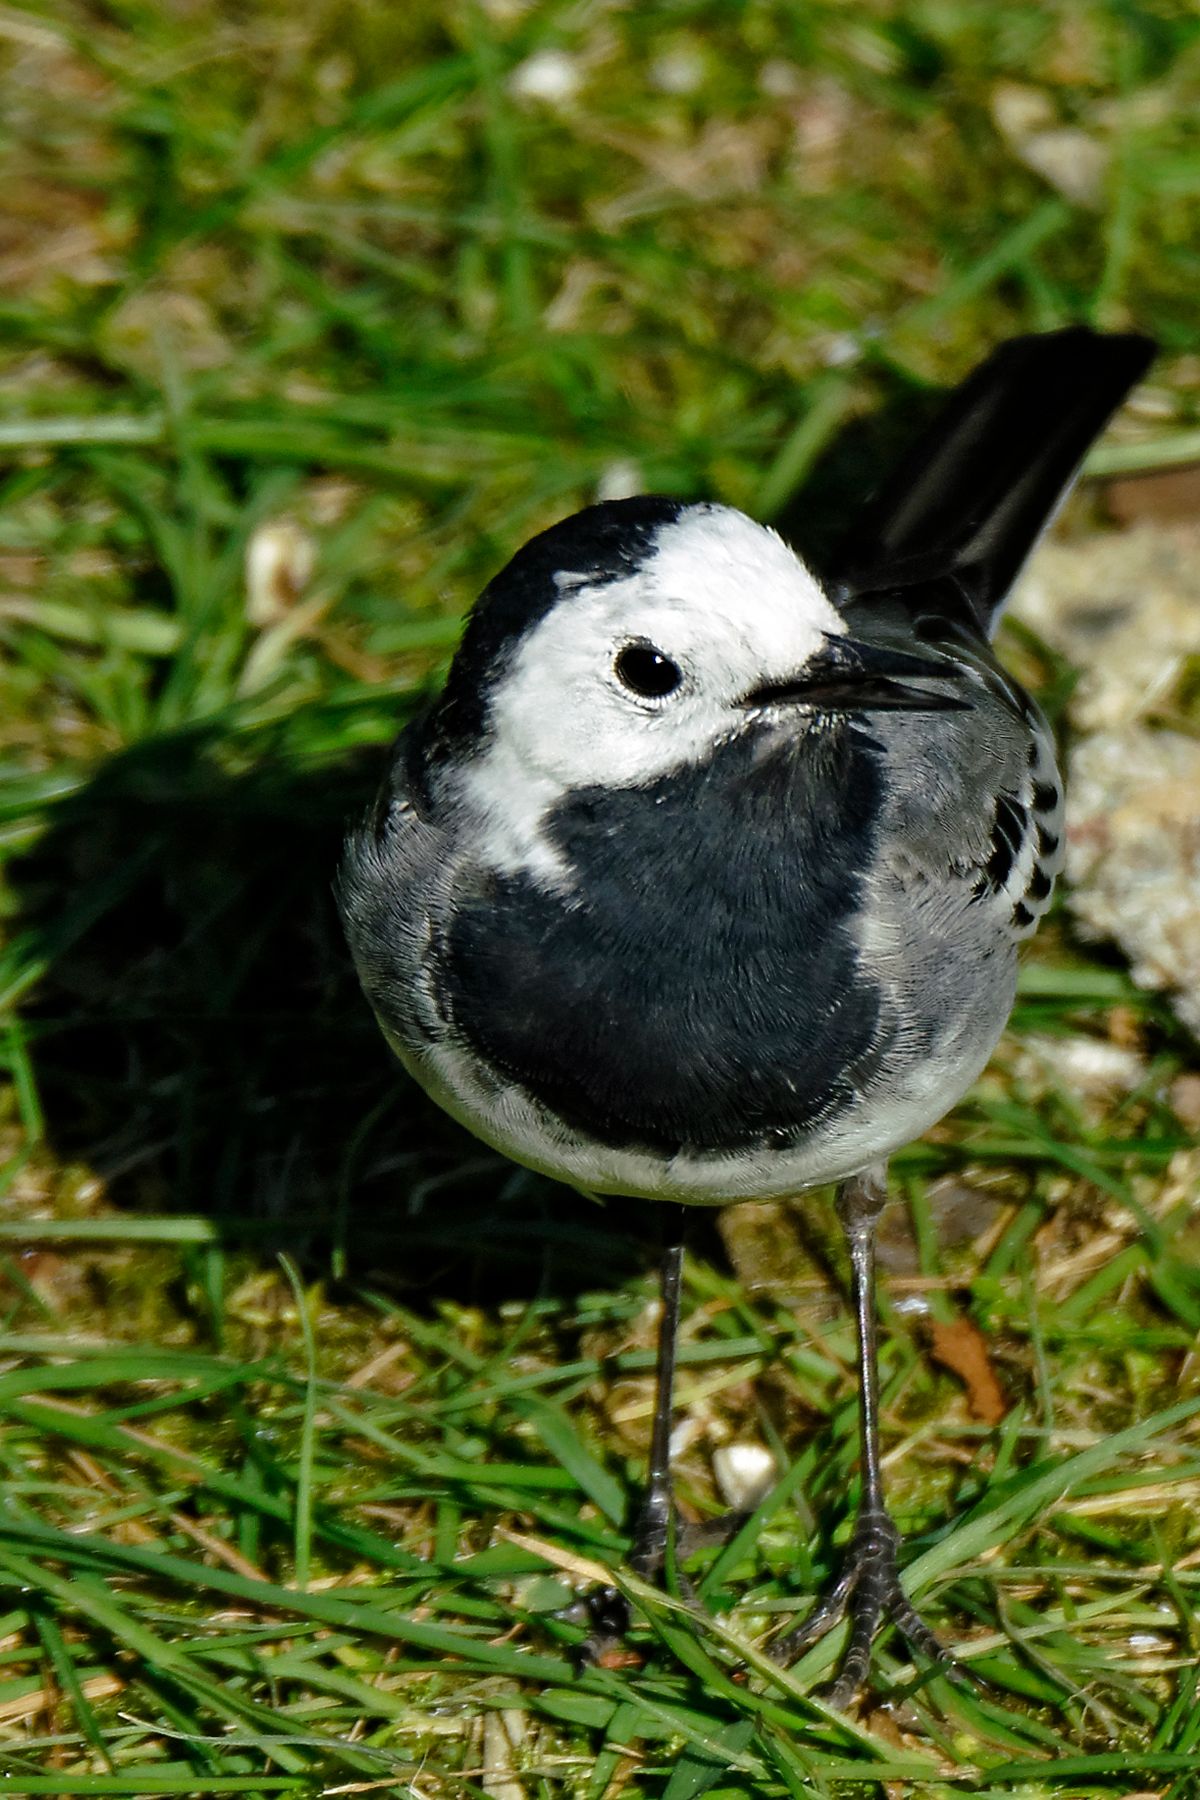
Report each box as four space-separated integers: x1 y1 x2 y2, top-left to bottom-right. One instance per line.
2 0 1200 1792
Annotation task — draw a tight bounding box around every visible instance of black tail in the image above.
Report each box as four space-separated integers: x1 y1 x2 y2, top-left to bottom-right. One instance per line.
829 326 1155 639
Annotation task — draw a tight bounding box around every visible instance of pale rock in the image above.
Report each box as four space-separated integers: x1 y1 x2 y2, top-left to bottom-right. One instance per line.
1011 523 1200 1036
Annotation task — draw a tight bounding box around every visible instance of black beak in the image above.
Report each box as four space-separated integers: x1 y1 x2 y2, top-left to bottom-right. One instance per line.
740 635 969 714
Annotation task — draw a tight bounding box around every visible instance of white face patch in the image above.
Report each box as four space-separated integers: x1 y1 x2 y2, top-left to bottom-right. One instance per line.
453 503 845 883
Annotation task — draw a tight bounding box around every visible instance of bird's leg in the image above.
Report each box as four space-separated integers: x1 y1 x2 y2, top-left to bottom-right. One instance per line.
582 1222 687 1654
772 1165 952 1705
631 1233 685 1577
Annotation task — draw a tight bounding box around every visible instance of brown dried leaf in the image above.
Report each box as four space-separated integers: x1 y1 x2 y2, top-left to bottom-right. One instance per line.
1105 466 1200 526
594 1645 644 1671
928 1316 1007 1424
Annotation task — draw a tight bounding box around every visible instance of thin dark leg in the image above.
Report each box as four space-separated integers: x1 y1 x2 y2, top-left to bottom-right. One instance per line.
773 1165 953 1705
582 1217 686 1655
630 1234 684 1577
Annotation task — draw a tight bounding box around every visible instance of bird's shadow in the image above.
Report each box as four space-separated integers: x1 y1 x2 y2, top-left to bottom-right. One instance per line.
12 371 944 1309
12 718 671 1303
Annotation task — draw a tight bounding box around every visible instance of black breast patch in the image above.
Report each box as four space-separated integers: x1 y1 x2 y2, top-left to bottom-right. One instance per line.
440 724 884 1156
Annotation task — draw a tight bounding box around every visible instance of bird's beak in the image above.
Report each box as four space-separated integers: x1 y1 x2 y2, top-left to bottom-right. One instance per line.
739 635 969 714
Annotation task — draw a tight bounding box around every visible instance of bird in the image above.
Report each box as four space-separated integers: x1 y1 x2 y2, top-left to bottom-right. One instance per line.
338 326 1155 1704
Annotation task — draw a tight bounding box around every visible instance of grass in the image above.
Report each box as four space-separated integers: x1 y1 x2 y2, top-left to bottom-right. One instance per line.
2 0 1200 1792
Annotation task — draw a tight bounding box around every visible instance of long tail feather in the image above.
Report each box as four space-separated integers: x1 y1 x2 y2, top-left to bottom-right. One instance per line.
830 326 1155 639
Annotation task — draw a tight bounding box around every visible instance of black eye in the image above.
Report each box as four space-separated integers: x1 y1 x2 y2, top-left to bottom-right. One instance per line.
614 642 683 699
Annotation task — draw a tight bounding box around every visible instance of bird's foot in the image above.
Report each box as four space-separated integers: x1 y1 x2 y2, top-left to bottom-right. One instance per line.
577 1496 691 1664
770 1505 954 1708
576 1501 745 1665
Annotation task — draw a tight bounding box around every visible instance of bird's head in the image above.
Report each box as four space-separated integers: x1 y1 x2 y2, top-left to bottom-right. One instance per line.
420 498 961 878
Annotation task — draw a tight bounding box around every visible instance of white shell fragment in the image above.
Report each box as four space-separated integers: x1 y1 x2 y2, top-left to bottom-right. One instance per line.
508 49 581 105
712 1442 779 1512
244 518 315 626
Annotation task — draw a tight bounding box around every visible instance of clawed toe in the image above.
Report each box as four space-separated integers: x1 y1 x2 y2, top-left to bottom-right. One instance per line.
574 1497 703 1665
575 1581 636 1665
771 1507 957 1706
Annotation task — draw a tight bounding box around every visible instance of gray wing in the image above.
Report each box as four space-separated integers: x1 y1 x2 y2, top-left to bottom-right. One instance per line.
846 595 1064 944
337 730 463 1058
838 602 1064 1132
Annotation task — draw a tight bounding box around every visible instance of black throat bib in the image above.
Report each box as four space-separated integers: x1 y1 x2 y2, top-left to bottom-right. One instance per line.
441 721 885 1157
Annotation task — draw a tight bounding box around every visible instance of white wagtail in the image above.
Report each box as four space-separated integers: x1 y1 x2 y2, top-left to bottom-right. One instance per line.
339 326 1154 1702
